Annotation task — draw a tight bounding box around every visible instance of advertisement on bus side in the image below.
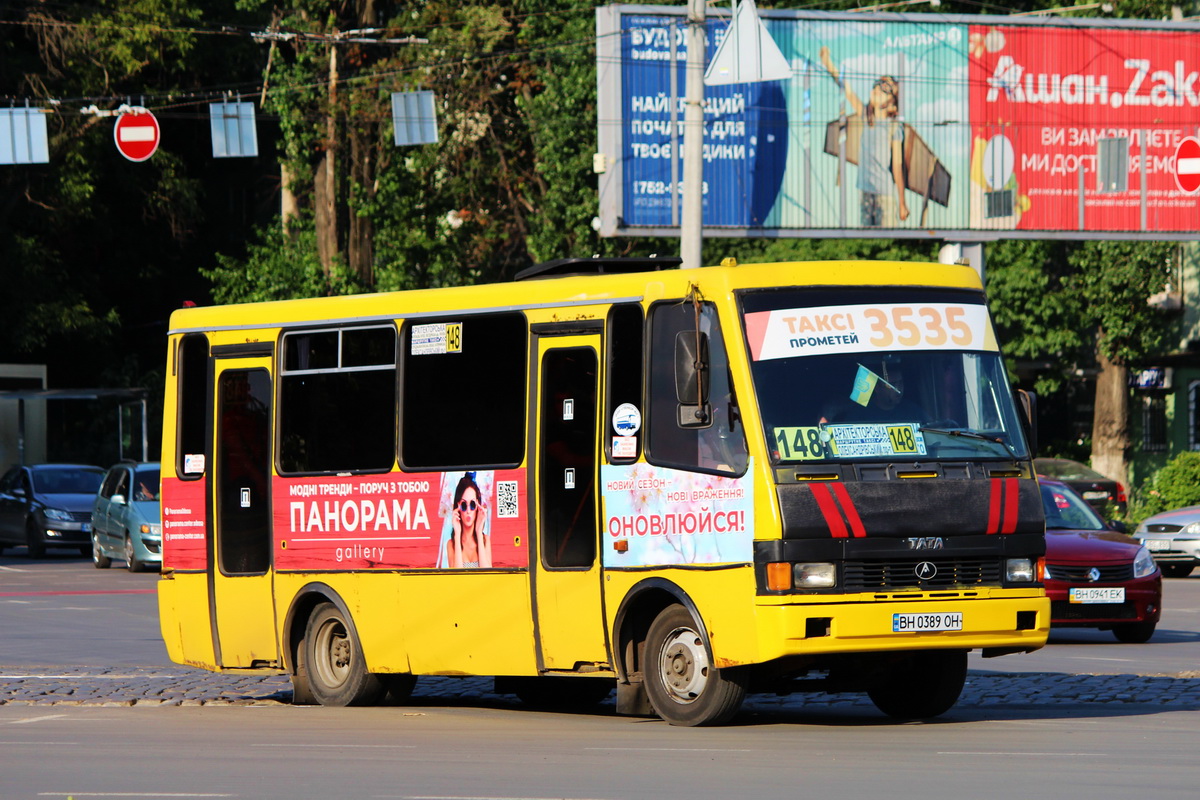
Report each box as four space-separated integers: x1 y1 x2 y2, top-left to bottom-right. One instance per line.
601 461 754 567
274 469 528 570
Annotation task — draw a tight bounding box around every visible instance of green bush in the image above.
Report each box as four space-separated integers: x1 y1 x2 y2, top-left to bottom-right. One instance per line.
1131 451 1200 521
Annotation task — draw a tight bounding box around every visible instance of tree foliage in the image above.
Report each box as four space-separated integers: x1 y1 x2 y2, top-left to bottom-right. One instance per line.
0 0 262 389
1068 241 1178 365
0 0 1193 475
1133 451 1200 520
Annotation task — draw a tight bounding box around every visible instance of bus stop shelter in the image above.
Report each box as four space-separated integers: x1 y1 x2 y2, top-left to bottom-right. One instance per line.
0 388 150 467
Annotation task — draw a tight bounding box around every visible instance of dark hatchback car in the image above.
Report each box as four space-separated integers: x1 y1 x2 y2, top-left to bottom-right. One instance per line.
1034 457 1127 517
0 463 106 557
1040 478 1161 643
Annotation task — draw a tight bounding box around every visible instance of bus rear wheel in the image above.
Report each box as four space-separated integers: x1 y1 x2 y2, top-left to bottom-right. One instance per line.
644 604 746 727
304 602 384 707
867 650 967 720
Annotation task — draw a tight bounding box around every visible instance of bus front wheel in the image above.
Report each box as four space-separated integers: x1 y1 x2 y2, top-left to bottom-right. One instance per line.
304 602 384 707
644 604 746 727
867 650 967 720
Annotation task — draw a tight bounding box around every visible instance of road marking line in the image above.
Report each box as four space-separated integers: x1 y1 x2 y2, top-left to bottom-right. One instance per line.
936 751 1108 757
587 746 753 753
39 794 235 798
252 743 416 749
0 589 156 597
0 674 188 680
9 714 69 724
30 607 99 611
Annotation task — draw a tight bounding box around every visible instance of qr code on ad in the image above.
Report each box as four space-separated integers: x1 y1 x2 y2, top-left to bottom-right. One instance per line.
496 480 519 518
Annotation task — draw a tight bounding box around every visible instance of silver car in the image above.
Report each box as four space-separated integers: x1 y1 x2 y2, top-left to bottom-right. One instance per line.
91 462 162 572
1133 505 1200 578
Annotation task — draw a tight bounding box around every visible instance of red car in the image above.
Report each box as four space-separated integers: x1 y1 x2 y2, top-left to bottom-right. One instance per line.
1039 478 1161 643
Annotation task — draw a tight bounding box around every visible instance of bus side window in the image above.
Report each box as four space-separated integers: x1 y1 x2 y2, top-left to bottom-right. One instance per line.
177 334 210 479
279 325 397 474
400 312 527 469
646 301 748 476
606 304 644 463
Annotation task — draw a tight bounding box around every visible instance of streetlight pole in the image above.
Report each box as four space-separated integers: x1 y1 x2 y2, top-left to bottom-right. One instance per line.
680 0 706 269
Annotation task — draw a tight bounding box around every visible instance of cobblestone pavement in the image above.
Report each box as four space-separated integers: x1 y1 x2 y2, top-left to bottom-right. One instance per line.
3 666 1200 710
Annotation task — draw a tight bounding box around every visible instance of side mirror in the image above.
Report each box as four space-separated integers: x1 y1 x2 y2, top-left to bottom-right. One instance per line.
111 494 127 506
675 331 711 427
1017 389 1038 456
1109 519 1129 534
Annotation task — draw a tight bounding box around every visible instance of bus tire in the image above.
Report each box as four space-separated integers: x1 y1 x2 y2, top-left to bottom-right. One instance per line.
644 604 746 727
867 650 967 720
303 602 384 707
289 635 317 705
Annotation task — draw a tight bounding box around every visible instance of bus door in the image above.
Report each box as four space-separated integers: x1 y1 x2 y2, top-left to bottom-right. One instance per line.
532 334 609 671
210 357 278 668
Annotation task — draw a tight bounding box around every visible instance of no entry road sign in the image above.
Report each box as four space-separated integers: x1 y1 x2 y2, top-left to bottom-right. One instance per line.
114 108 160 162
1174 137 1200 195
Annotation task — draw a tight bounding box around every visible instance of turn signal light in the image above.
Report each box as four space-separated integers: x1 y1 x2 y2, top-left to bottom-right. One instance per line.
766 562 792 591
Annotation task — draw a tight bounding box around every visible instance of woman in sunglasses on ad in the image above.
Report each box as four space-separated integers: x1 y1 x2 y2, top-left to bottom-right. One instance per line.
440 472 493 569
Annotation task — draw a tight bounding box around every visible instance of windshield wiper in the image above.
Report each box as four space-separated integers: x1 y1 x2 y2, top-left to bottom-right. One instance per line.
918 427 1019 460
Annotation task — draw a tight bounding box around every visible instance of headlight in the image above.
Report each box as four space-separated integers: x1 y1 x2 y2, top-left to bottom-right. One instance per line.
1133 547 1157 578
794 562 837 589
140 523 161 536
43 507 71 521
1183 521 1200 534
1006 558 1036 582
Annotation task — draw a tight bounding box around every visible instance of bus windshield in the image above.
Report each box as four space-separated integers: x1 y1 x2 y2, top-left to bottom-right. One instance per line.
741 287 1029 464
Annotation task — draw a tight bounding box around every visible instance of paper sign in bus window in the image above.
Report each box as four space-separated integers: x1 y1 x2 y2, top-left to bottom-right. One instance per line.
411 322 463 355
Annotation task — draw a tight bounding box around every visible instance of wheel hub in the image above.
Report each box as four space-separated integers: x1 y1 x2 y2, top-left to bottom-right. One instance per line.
332 638 351 669
658 628 709 703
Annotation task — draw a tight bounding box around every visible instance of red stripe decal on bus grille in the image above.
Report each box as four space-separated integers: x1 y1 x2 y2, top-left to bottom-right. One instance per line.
809 483 849 538
1002 478 1020 534
830 482 866 538
987 478 1003 534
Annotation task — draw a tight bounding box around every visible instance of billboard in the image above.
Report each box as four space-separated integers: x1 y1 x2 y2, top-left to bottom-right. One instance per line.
596 5 1200 240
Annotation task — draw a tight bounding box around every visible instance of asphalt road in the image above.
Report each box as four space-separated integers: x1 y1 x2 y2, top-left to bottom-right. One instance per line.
2 688 1198 800
2 550 1199 800
4 549 1200 676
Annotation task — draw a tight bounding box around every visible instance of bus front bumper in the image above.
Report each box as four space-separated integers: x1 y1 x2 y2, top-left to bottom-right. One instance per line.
753 591 1049 662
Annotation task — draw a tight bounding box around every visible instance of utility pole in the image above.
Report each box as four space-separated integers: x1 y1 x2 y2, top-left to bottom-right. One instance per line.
680 0 706 269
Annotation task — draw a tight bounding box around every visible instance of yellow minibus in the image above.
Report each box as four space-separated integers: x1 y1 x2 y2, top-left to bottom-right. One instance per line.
157 256 1048 725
